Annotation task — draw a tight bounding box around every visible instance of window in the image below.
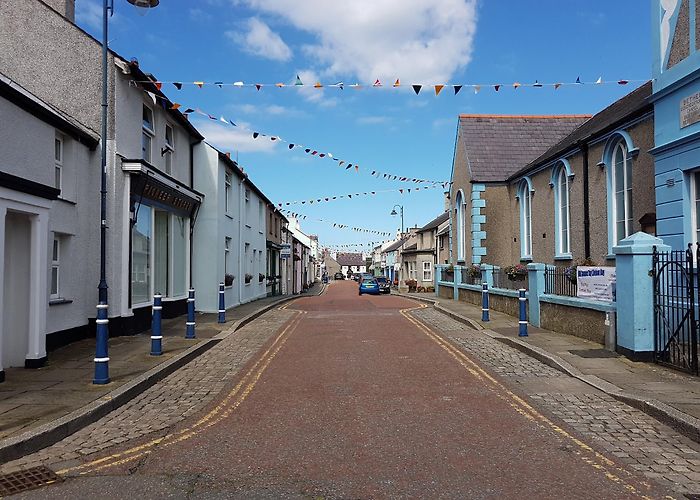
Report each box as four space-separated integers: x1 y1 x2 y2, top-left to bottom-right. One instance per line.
422 261 432 282
554 166 571 256
245 188 250 202
142 105 154 163
50 237 60 298
269 212 273 235
408 261 416 279
519 180 532 258
225 172 232 213
455 190 465 261
54 135 63 191
164 124 174 174
224 237 232 280
611 140 633 244
259 201 264 228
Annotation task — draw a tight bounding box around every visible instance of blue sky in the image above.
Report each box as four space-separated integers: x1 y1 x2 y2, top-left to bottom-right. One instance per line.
75 0 651 251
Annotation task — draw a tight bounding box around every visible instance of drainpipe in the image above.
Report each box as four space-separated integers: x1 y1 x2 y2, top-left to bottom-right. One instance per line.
580 141 591 259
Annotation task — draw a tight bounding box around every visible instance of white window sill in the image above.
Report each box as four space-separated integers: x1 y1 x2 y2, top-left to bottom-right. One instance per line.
520 256 533 263
56 197 77 206
49 297 73 306
225 213 233 220
554 254 573 261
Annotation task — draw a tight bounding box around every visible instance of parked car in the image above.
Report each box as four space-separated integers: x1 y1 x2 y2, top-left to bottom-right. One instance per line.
358 278 380 296
334 272 345 280
375 276 390 294
352 273 361 282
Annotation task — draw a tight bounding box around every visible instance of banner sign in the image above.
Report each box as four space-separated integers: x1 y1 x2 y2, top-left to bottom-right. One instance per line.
576 266 616 302
280 243 292 259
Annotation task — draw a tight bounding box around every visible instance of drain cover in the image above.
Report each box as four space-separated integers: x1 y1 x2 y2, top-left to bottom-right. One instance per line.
0 466 62 496
569 349 619 359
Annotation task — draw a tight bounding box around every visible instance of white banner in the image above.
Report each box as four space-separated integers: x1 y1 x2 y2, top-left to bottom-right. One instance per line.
576 266 616 302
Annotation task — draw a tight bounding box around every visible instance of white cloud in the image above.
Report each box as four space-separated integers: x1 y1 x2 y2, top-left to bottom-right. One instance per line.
195 120 279 154
237 0 478 83
226 17 292 62
75 0 104 31
234 103 297 116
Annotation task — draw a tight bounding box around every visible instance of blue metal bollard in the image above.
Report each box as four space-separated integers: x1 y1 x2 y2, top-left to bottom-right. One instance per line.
93 302 110 384
481 282 490 322
185 288 196 339
151 294 163 356
218 283 226 323
518 288 528 337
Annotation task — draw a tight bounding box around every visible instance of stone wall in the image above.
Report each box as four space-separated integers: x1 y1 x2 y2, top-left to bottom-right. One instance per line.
540 301 607 344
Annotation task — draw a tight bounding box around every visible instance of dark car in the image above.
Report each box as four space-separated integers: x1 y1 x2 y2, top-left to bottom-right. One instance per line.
334 272 345 280
358 278 380 296
375 276 390 294
352 273 361 282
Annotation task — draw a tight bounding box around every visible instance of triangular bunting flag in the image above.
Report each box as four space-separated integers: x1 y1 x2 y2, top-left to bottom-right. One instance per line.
173 82 183 90
474 85 481 94
494 85 501 92
373 79 382 87
253 132 259 139
533 80 543 88
576 76 582 84
154 82 162 90
255 84 262 91
393 79 400 87
233 81 244 87
513 82 521 89
453 85 462 95
314 82 323 88
595 76 603 84
276 83 285 87
295 75 303 86
146 91 156 104
219 116 227 123
214 82 223 88
618 80 629 85
554 83 561 90
170 103 181 110
194 82 204 88
412 85 422 95
183 108 194 114
228 120 236 126
355 165 359 172
434 85 444 96
289 144 294 149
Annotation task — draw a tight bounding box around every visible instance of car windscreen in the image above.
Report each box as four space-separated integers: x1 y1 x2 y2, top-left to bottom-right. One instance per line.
361 279 376 285
375 278 387 283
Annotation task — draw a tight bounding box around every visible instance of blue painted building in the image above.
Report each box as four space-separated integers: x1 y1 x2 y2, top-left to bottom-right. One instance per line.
651 0 700 250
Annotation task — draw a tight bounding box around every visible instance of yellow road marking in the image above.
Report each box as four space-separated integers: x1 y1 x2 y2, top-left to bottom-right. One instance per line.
400 306 659 499
57 310 304 476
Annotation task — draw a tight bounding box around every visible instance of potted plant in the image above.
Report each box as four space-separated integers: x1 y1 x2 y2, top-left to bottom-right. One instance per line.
503 264 528 281
244 273 253 284
466 264 481 282
224 274 235 287
444 264 455 280
564 258 597 285
405 279 418 292
259 273 265 283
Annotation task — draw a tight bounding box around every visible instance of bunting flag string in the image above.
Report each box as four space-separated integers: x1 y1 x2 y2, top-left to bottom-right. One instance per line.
134 75 647 94
281 210 392 236
277 182 448 207
142 90 448 185
323 240 391 250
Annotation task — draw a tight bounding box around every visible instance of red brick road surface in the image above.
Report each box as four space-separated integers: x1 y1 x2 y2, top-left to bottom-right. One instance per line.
17 282 670 498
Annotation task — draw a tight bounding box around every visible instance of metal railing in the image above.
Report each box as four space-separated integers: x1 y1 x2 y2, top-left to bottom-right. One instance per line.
492 269 528 290
460 268 482 285
544 266 577 297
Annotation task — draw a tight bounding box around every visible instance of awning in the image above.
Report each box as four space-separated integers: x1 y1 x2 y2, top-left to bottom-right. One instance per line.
123 159 203 218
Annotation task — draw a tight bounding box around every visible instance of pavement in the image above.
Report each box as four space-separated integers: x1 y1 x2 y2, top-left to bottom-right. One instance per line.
2 281 682 498
0 286 321 464
400 290 700 443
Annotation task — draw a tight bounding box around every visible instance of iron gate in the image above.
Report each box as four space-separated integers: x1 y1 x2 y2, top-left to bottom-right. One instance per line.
652 244 699 374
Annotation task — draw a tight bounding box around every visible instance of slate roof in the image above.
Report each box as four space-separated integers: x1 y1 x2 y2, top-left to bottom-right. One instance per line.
457 114 590 182
336 252 365 266
508 81 653 181
383 238 408 253
418 211 449 232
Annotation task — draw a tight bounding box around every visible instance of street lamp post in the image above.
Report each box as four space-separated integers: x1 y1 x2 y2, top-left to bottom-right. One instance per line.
94 0 159 385
390 205 404 234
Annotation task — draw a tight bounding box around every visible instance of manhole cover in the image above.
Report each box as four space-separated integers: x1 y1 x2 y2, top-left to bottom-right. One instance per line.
568 349 619 359
0 466 62 496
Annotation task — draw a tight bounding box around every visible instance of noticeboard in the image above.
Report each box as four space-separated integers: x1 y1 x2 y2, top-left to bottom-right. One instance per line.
280 243 291 259
576 266 616 302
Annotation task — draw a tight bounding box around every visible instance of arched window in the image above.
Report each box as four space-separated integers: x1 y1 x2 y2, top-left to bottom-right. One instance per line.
518 180 532 258
554 166 570 255
611 140 633 244
455 190 465 261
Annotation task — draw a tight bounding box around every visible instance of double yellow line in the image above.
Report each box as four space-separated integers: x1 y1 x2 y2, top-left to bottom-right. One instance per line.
57 307 305 477
400 305 663 500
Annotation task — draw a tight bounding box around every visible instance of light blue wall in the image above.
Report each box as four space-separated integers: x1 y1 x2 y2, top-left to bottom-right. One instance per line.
652 0 700 251
470 184 486 264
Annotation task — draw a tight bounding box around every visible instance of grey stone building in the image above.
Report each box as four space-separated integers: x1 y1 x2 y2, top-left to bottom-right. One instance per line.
401 211 449 288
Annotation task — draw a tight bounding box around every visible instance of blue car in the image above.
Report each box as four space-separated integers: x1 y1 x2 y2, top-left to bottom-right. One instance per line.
358 278 380 296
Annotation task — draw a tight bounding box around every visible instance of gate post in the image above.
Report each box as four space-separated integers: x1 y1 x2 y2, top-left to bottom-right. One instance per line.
526 263 545 327
613 232 670 359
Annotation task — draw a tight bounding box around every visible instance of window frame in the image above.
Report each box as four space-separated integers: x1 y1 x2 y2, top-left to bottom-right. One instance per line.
50 236 60 299
422 261 432 282
224 172 232 214
518 180 533 259
142 104 155 163
54 135 63 192
164 123 174 174
455 190 465 262
554 165 571 258
611 140 633 245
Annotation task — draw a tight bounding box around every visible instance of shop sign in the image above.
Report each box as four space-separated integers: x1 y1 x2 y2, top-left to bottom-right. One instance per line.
680 90 700 128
